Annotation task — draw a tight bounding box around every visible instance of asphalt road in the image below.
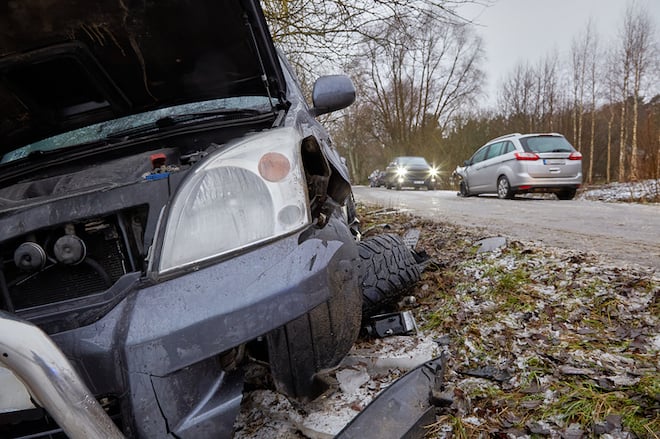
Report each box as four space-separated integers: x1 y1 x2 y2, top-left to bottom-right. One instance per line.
352 186 660 272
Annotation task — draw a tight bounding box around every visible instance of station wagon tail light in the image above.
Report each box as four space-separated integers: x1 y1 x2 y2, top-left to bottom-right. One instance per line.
156 127 310 273
514 152 539 161
568 151 582 160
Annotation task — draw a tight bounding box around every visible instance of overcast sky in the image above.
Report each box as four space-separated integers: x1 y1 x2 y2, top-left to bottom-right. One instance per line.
459 0 660 107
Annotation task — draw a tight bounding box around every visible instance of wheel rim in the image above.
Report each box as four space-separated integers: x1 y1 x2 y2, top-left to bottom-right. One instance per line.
498 178 508 198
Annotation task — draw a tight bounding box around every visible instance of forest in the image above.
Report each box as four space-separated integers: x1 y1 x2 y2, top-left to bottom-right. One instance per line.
262 0 659 186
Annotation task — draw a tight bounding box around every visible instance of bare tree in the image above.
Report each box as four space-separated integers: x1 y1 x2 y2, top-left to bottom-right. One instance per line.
498 62 536 131
587 40 599 184
360 12 484 161
538 51 560 132
603 48 620 182
627 6 655 180
570 20 599 183
262 0 490 76
616 5 636 181
570 20 597 156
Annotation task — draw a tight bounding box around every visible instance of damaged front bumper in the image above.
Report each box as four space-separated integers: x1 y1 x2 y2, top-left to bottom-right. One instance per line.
1 209 359 438
336 353 448 439
0 311 124 439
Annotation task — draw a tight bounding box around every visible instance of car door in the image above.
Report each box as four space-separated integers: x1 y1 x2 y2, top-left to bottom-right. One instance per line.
465 145 490 192
479 141 505 192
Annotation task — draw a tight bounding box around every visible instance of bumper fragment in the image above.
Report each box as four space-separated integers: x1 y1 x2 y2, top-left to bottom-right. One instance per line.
336 354 447 439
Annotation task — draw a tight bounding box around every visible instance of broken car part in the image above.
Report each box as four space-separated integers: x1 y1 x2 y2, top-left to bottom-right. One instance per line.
363 311 418 338
335 354 448 439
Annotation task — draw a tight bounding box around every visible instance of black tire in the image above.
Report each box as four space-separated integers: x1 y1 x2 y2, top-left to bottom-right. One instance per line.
497 176 514 199
459 181 470 197
358 234 422 319
266 206 362 399
557 189 577 200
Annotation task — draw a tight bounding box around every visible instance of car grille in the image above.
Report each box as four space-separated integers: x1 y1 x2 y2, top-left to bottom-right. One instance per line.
0 211 142 314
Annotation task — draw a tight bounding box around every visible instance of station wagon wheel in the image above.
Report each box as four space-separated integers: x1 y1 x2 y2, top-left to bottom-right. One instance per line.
459 181 470 197
557 189 577 200
497 176 514 199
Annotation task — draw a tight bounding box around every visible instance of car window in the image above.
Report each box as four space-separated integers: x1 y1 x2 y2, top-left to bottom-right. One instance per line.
503 141 515 154
485 142 504 159
470 146 489 164
398 157 430 166
520 136 575 153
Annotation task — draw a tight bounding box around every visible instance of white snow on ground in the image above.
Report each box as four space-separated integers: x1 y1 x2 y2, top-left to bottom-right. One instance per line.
578 179 660 203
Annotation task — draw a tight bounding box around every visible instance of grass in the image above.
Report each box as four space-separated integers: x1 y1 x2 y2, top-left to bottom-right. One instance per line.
424 415 491 439
355 203 659 438
544 380 660 438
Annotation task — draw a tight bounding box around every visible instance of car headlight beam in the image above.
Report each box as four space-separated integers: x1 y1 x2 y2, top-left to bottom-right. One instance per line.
157 127 310 273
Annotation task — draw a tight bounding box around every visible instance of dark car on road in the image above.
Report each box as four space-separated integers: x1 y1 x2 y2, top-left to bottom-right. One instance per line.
0 1 372 437
384 156 439 190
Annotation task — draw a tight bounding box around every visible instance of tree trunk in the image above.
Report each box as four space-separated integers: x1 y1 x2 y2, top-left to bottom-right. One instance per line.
607 114 613 182
618 84 628 182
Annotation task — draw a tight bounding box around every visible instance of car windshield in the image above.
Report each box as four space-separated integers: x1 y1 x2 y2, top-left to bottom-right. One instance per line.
398 157 430 167
1 96 275 164
520 136 575 153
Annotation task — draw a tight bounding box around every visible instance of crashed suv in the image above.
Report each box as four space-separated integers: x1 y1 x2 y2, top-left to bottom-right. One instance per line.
0 1 364 437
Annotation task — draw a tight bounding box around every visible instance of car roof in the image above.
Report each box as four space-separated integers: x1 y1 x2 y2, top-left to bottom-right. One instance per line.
485 132 565 144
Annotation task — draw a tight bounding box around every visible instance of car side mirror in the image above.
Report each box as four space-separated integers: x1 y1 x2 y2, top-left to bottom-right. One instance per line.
310 75 356 116
463 160 470 166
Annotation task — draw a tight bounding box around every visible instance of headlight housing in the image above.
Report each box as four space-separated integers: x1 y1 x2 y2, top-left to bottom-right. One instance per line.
395 167 408 177
157 127 310 273
430 166 439 177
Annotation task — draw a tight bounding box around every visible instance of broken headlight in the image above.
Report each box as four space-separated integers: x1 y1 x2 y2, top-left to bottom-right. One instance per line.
157 127 310 273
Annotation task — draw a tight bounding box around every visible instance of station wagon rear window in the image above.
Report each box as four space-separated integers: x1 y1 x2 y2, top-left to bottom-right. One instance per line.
520 136 575 154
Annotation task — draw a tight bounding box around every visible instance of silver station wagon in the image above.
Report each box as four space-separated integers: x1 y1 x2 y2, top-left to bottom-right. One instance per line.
456 133 583 200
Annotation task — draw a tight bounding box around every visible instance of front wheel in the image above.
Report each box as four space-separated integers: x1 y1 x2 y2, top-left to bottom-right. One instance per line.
459 181 470 197
358 234 422 319
497 176 514 199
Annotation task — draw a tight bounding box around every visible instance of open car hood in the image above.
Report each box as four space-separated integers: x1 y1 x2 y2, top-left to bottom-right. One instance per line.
0 0 286 153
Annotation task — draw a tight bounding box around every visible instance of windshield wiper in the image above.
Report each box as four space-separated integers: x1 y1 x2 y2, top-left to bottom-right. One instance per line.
106 108 270 139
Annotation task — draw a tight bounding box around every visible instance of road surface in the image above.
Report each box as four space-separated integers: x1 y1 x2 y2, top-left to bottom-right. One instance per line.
352 186 660 271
